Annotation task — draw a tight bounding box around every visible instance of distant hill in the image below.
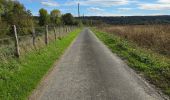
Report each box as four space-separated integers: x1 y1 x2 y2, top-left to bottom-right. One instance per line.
79 15 170 25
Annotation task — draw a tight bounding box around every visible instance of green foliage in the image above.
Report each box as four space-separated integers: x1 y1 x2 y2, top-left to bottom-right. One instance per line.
0 0 34 36
62 13 75 25
0 1 4 17
75 20 83 27
50 9 61 26
94 29 170 96
0 0 80 38
39 8 49 26
0 21 9 38
0 29 81 99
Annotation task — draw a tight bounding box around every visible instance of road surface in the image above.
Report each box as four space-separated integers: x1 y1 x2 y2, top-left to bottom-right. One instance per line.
30 28 164 100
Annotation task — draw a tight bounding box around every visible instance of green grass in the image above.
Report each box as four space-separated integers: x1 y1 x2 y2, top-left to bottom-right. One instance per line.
0 29 81 100
93 29 170 97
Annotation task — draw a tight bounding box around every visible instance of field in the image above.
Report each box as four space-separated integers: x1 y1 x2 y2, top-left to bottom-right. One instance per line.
97 25 170 57
93 26 170 97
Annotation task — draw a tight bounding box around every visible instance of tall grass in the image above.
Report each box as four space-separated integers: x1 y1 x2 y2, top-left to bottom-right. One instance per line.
0 26 71 60
98 25 170 56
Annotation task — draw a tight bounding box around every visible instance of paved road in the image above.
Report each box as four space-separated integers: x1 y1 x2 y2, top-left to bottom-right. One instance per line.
30 28 164 100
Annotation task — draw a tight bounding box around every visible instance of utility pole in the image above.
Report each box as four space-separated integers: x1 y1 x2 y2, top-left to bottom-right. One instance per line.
78 3 80 17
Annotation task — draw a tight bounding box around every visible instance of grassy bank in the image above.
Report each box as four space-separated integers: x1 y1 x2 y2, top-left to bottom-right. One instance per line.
0 29 81 100
93 29 170 97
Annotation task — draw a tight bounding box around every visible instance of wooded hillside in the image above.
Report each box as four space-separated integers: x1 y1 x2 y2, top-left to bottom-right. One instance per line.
80 16 170 25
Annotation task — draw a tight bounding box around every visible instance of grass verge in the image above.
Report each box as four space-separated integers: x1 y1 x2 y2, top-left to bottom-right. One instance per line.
0 29 81 100
93 29 170 97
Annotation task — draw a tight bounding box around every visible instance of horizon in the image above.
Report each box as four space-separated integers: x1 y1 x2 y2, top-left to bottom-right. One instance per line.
18 0 170 16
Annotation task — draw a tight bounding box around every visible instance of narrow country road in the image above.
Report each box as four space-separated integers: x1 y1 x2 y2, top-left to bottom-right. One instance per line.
30 28 164 100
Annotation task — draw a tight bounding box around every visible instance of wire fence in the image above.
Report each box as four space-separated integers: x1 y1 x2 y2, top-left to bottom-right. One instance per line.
0 25 77 60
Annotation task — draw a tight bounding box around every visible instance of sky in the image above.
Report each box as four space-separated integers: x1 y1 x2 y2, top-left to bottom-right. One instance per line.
18 0 170 16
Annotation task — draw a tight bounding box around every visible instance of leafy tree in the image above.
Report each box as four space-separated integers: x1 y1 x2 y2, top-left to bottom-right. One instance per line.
39 8 49 26
74 20 83 26
0 0 34 36
50 9 61 26
0 1 4 20
62 13 74 25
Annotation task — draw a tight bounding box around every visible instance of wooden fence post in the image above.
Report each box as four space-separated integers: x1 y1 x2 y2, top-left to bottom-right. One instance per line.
67 26 69 32
71 26 72 31
66 26 68 34
65 26 67 33
60 26 63 37
13 25 20 58
67 26 69 33
63 26 65 35
45 25 48 45
32 26 36 46
54 27 57 40
69 26 71 32
58 26 61 38
64 26 66 33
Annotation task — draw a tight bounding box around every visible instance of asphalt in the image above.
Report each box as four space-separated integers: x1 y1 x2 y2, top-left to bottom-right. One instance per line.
30 28 164 100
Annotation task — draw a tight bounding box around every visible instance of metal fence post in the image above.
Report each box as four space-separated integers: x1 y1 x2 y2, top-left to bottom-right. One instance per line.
13 25 20 58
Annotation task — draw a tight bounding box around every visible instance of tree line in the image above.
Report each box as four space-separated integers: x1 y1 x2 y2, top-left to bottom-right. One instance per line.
38 8 81 26
82 16 170 25
0 0 81 38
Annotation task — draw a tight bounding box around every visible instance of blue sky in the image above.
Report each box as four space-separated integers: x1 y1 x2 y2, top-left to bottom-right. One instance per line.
18 0 170 16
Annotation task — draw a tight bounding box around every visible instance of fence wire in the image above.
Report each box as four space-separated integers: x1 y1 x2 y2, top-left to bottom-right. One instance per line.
0 25 77 60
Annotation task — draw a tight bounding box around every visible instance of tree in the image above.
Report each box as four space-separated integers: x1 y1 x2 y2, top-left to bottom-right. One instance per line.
0 1 4 21
0 0 34 36
50 9 61 25
62 13 74 25
39 8 49 26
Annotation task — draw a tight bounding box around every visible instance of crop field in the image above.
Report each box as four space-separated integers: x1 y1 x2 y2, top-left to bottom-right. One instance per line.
97 25 170 57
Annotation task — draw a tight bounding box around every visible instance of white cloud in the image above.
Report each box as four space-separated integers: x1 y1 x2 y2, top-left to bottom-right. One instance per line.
158 0 170 3
88 7 104 12
66 0 130 7
138 0 170 10
97 12 124 16
130 12 166 16
41 1 59 7
87 7 125 16
118 8 132 11
138 3 170 10
87 12 125 16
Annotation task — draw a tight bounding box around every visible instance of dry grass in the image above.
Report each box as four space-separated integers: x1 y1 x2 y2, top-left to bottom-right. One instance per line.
98 25 170 56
